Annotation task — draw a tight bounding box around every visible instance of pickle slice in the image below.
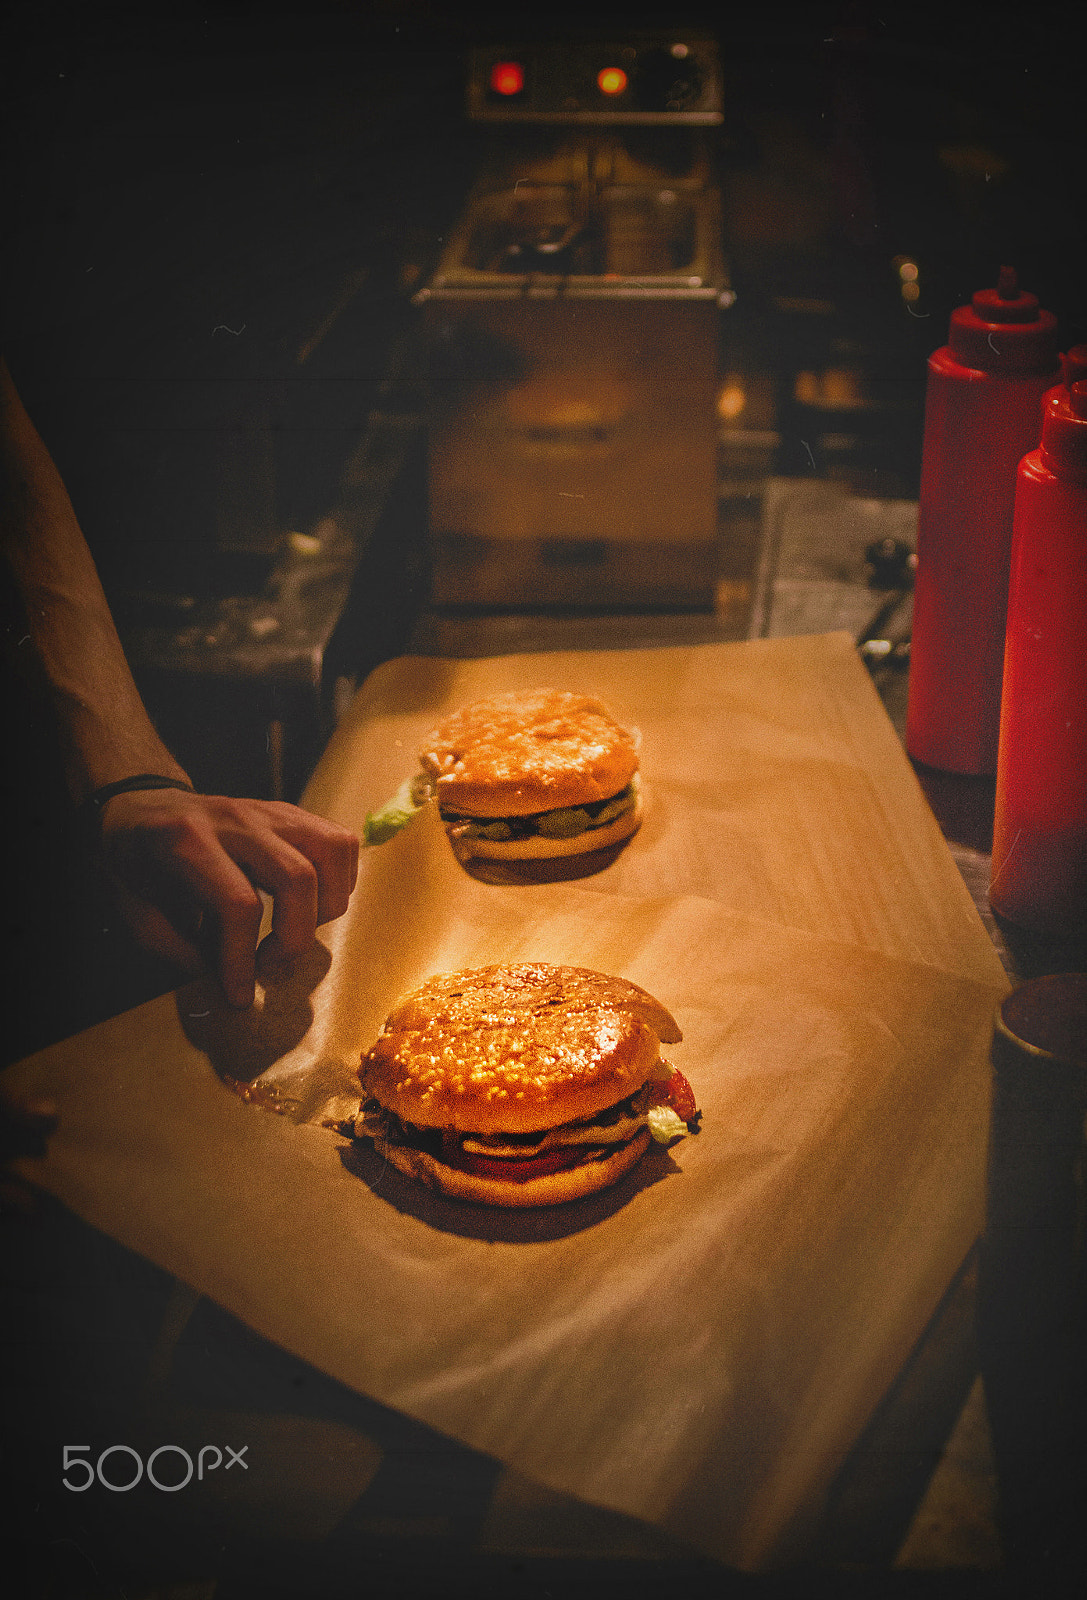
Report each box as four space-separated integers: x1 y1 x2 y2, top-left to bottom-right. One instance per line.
536 806 593 839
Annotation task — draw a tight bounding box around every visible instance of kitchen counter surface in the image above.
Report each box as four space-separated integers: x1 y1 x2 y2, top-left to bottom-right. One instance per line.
10 479 1067 1599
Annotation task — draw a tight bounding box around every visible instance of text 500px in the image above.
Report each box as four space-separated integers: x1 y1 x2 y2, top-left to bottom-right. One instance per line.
62 1444 248 1492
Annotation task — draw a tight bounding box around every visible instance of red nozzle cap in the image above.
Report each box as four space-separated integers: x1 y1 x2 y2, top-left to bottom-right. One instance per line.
972 265 1040 323
1060 345 1087 387
948 267 1060 374
1040 380 1087 483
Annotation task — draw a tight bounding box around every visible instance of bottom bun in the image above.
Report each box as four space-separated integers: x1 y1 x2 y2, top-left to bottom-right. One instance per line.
376 1128 652 1208
450 793 642 863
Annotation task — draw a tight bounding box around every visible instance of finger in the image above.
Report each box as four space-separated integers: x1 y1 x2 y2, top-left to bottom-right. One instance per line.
148 838 265 1007
314 830 357 925
262 809 359 924
343 828 360 898
225 829 320 957
208 877 264 1007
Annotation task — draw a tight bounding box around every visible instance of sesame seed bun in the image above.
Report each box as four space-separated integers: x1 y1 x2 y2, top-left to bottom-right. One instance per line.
357 963 684 1207
419 689 639 819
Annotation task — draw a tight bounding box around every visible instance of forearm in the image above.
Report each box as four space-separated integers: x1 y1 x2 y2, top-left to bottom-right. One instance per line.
1 359 358 1007
1 358 187 800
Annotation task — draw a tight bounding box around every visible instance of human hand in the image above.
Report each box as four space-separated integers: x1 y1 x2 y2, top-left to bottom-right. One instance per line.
98 789 359 1007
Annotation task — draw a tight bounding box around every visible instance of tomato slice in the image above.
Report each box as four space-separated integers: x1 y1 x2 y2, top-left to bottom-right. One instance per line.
453 1145 603 1183
648 1069 698 1123
666 1069 698 1123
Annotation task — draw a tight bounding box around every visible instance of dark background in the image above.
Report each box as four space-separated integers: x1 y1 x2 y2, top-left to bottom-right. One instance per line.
3 0 1084 594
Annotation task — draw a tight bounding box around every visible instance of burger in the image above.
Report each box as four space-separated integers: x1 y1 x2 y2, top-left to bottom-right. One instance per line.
355 963 699 1208
364 689 642 863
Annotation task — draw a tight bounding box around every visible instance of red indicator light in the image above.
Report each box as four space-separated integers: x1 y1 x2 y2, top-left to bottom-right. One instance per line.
490 61 525 96
597 67 628 96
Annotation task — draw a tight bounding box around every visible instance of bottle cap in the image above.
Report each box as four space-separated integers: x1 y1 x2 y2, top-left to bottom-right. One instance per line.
1060 345 1087 388
1040 381 1087 482
948 266 1060 374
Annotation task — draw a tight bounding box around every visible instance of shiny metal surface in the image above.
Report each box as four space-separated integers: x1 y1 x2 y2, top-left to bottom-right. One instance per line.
420 179 726 607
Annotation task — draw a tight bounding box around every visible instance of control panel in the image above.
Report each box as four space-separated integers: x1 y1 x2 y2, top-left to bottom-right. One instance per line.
467 36 723 125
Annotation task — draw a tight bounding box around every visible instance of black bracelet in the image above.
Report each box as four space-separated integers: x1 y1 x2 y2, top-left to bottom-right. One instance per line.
79 774 195 845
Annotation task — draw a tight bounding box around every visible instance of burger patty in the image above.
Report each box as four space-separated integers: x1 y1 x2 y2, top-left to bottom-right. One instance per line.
453 1141 629 1183
439 780 637 845
359 1081 654 1171
357 1068 699 1180
364 1116 636 1182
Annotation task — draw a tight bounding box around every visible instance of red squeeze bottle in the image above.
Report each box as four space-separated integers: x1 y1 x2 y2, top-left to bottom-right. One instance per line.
990 380 1087 937
1054 344 1087 396
906 268 1060 773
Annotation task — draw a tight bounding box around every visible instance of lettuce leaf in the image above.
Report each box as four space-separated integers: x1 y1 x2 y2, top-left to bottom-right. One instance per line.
646 1104 689 1145
363 778 426 846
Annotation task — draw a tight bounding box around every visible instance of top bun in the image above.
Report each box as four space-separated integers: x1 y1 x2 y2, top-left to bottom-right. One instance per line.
361 963 682 1136
418 689 639 818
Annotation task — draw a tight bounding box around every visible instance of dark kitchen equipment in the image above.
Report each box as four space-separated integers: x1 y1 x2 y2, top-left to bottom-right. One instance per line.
416 35 731 608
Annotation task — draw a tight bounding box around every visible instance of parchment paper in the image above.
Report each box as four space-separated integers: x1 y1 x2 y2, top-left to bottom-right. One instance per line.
306 632 1003 983
8 634 1009 1571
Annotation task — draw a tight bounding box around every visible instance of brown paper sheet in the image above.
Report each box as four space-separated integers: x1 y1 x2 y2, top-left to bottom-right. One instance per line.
307 633 1003 984
9 634 1008 1571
